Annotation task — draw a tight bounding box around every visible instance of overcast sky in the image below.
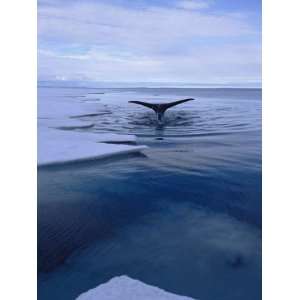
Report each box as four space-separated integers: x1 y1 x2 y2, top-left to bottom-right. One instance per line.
38 0 261 84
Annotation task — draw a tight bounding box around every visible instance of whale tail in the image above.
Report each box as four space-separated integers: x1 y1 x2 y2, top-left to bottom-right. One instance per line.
129 98 194 123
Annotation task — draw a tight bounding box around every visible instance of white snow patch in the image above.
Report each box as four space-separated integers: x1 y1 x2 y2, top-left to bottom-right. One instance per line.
76 276 195 300
38 89 147 166
38 128 145 166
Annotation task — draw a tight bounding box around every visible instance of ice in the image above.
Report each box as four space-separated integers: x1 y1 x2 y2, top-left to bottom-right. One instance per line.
38 127 146 166
76 276 195 300
38 88 147 166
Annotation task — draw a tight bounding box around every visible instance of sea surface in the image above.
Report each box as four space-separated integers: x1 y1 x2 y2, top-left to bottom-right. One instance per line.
38 86 261 300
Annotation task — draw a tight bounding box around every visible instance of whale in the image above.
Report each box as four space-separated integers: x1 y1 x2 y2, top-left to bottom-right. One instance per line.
129 98 194 123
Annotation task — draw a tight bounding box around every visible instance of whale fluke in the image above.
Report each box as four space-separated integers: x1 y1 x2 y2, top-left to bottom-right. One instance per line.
129 98 194 123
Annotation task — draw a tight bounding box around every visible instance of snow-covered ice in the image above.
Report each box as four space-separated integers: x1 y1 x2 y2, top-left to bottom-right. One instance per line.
38 128 147 166
76 276 195 300
38 88 147 166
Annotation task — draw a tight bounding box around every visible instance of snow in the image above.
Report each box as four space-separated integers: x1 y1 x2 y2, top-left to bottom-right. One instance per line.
38 127 146 166
38 88 147 166
76 276 195 300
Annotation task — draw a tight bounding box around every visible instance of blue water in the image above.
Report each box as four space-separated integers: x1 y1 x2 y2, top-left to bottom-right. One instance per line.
38 87 261 300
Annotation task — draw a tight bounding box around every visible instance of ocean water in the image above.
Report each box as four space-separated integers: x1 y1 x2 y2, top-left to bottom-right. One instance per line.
38 86 261 300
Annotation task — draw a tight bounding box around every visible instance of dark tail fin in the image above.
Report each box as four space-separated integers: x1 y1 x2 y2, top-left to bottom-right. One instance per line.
129 98 195 123
128 101 157 111
163 98 194 109
129 98 194 112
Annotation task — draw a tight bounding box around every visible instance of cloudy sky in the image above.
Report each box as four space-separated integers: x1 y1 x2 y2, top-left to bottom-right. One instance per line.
38 0 261 85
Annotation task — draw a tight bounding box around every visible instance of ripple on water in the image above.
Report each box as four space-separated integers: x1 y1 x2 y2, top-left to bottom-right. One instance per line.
38 202 261 300
70 103 259 139
38 87 261 300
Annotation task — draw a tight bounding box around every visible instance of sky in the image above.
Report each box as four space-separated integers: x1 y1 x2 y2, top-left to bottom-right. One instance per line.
38 0 261 85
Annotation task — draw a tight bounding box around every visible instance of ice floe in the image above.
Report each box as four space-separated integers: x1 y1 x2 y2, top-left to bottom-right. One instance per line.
38 127 146 166
38 88 147 166
76 276 195 300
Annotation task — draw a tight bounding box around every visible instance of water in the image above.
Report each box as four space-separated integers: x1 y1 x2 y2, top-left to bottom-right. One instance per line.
38 87 261 300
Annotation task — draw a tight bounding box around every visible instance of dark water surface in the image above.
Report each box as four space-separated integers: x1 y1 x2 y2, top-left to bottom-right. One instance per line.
38 87 261 300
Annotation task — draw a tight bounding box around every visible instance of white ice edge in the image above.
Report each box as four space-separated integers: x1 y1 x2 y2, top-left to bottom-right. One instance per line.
38 128 145 167
38 144 147 167
38 90 147 167
76 276 195 300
